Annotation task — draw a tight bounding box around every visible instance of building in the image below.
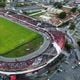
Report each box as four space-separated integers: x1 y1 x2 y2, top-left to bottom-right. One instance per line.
47 7 63 14
75 0 80 4
75 0 80 8
0 9 65 80
53 0 64 2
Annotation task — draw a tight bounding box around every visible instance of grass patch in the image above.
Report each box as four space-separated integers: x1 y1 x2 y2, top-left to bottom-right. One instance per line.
3 35 43 58
0 17 43 57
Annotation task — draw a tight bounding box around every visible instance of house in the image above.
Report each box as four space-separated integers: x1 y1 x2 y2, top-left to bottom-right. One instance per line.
75 0 80 8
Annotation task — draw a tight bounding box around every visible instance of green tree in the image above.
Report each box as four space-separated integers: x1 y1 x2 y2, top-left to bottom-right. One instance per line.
65 42 72 51
77 40 80 47
58 12 66 19
70 7 77 13
69 22 75 30
54 2 63 9
78 9 80 13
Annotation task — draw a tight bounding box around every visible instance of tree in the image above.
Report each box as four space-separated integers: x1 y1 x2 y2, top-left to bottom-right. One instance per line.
54 2 63 9
77 40 80 47
78 9 80 13
0 0 6 7
65 42 72 51
69 22 75 30
58 12 66 19
70 7 77 13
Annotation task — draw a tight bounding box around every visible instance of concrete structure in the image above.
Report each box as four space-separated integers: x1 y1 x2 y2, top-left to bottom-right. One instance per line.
75 0 80 4
35 0 64 3
75 0 80 8
0 9 65 80
47 7 63 14
53 0 64 2
40 15 51 22
5 0 65 8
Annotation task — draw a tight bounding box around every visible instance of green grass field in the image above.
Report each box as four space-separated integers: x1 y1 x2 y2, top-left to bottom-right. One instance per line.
0 17 43 57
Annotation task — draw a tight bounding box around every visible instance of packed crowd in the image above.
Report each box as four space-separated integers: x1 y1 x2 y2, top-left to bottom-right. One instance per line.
7 11 38 25
0 53 54 71
49 30 65 49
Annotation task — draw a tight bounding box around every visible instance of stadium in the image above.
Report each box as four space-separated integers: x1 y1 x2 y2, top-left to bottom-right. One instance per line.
0 9 65 80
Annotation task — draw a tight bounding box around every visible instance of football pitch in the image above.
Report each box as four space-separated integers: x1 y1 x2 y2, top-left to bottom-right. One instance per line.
0 17 43 58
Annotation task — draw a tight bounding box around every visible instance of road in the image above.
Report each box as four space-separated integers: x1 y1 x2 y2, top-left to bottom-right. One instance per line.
49 12 80 80
49 48 80 80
